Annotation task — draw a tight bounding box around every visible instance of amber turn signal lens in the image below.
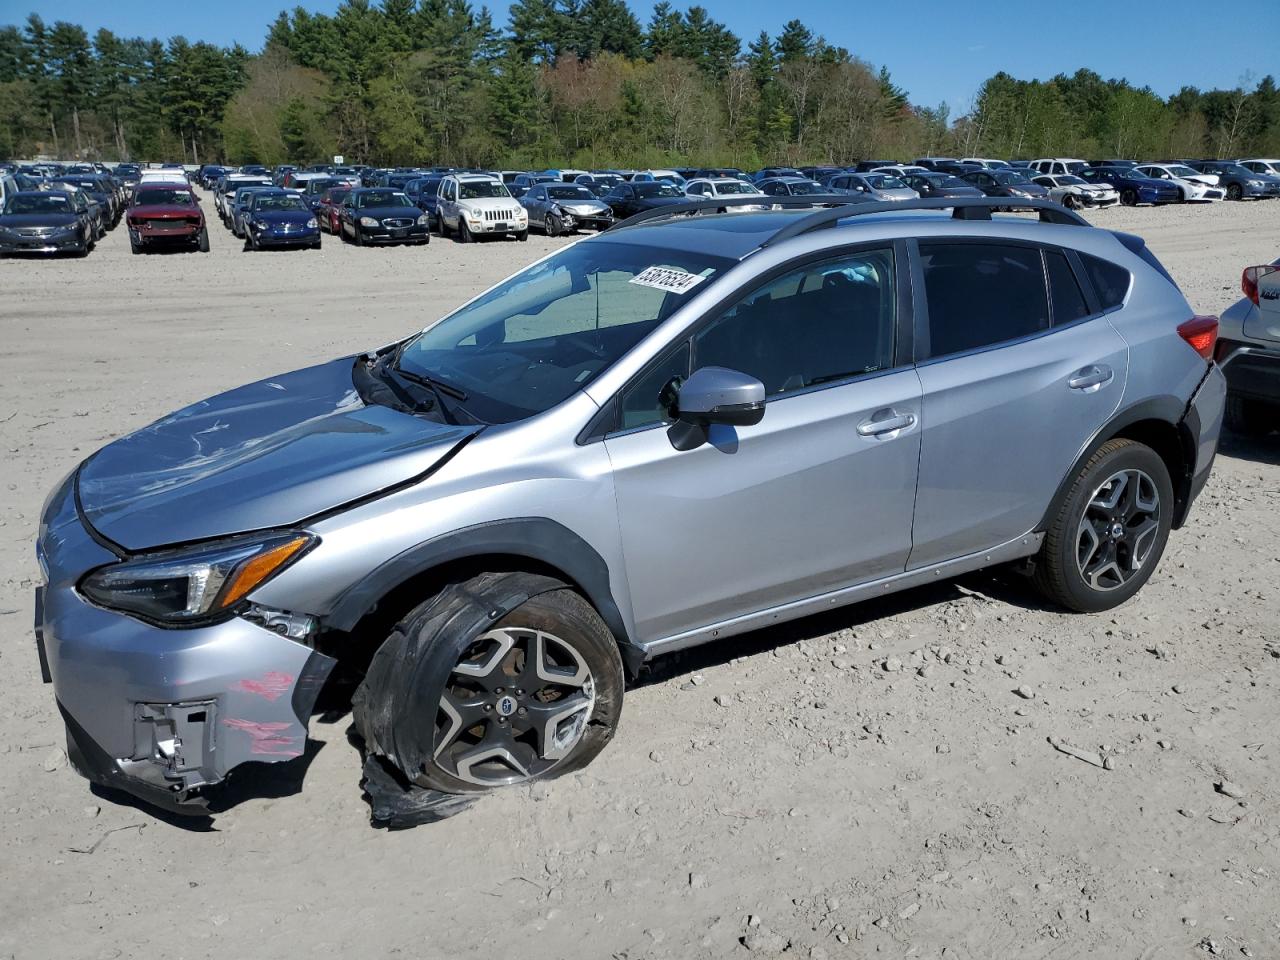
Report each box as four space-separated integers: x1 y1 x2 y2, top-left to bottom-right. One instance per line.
218 536 311 608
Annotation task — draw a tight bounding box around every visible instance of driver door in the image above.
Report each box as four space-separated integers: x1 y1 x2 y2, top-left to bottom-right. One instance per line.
604 245 921 646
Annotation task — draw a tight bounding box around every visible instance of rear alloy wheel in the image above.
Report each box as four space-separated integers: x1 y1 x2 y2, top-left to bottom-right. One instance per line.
1120 189 1138 206
1034 439 1173 612
353 574 624 798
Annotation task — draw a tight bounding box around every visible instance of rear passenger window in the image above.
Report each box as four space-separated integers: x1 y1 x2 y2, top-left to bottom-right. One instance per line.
1045 251 1090 325
918 242 1049 358
694 249 896 397
1080 253 1130 310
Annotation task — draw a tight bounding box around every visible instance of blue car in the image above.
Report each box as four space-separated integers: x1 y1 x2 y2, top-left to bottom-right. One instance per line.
242 192 322 251
1079 166 1180 206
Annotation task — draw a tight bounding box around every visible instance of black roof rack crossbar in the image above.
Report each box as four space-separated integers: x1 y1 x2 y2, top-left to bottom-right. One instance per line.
609 194 1090 245
759 196 1090 248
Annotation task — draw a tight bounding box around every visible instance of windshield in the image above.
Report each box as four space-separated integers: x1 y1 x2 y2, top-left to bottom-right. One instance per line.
1165 165 1197 178
939 176 968 188
864 175 905 189
4 194 74 215
1058 175 1085 185
255 195 309 212
359 191 413 208
634 183 682 198
460 180 511 199
787 180 824 195
396 241 731 423
715 181 757 195
134 189 195 207
235 189 276 203
994 172 1030 185
547 186 593 200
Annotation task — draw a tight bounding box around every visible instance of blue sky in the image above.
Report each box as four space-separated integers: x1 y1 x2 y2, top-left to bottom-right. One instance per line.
2 0 1275 117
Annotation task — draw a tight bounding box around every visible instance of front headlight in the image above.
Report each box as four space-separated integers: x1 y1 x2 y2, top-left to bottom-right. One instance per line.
306 218 318 228
1249 180 1265 187
416 215 429 225
359 216 379 227
80 532 314 625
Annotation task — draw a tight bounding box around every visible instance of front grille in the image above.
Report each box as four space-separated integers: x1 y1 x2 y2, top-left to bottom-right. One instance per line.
482 209 518 222
382 217 413 228
17 228 51 237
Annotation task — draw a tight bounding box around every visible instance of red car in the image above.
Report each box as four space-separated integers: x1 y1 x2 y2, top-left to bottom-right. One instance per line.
126 182 209 253
317 186 352 234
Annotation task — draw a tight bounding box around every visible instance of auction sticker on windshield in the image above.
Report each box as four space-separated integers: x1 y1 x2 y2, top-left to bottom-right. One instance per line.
629 266 707 295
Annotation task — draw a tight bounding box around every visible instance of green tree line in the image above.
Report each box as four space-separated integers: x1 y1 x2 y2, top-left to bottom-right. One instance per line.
2 1 1277 167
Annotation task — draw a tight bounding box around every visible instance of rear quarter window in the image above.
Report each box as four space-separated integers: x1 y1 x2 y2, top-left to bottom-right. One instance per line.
1080 253 1131 310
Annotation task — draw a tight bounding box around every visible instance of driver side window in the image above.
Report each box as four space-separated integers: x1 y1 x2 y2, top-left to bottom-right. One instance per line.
693 249 897 398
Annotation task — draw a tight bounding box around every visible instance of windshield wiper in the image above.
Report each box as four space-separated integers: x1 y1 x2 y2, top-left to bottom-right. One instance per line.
391 361 469 401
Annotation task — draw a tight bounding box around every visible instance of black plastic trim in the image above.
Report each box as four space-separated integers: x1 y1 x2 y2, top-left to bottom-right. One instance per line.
322 517 641 672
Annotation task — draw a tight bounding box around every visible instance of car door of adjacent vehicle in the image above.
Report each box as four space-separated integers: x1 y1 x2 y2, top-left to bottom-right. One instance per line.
907 240 1128 569
603 244 922 645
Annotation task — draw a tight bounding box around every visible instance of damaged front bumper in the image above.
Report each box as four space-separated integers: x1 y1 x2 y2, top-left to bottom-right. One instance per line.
36 473 335 814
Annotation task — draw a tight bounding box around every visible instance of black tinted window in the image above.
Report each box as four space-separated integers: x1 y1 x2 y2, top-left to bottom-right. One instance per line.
694 249 896 396
1080 253 1130 310
1045 251 1090 325
618 342 691 430
919 243 1049 357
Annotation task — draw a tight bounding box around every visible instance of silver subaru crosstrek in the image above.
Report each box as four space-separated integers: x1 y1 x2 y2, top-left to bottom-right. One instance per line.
36 197 1227 824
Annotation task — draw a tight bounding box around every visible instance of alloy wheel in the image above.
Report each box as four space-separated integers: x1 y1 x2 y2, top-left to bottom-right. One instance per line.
1075 468 1161 592
434 626 596 786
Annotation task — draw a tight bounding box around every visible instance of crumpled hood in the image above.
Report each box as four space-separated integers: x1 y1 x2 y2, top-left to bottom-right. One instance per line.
77 357 478 551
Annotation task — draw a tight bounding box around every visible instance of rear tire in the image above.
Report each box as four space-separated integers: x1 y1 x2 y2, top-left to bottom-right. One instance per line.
1034 439 1173 613
352 573 624 798
1225 395 1274 437
1061 194 1078 209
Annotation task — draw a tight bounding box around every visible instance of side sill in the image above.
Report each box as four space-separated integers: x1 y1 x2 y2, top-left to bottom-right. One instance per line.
638 531 1044 661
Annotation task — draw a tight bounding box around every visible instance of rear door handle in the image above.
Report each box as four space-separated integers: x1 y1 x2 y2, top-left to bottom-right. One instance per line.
1068 365 1114 391
857 410 916 437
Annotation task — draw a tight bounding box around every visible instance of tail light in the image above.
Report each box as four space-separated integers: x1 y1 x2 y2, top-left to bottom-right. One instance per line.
1242 264 1279 305
1177 314 1219 360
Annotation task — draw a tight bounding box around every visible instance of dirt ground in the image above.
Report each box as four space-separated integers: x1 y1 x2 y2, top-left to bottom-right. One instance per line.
1 197 1278 960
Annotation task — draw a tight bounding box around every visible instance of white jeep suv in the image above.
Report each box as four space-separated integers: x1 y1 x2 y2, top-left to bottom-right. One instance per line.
437 174 528 242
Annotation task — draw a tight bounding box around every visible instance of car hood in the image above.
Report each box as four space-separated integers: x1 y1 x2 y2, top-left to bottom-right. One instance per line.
359 205 422 219
458 197 520 210
0 213 80 229
130 205 200 219
560 200 611 214
77 357 479 551
634 196 688 208
254 209 315 225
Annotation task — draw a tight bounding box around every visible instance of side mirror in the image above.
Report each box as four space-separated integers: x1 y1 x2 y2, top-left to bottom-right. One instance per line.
674 366 766 427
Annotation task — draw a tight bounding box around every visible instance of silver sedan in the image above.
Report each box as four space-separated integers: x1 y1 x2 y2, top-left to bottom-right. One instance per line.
519 184 614 235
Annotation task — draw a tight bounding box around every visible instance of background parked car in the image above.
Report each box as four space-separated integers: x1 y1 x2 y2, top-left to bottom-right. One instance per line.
1029 158 1088 176
126 183 209 254
1187 161 1280 200
1031 174 1120 208
437 174 528 242
1079 166 1180 206
683 177 769 210
1240 159 1280 178
1133 163 1224 202
756 176 828 197
230 186 287 237
242 192 322 251
960 168 1050 201
0 190 95 256
600 180 687 218
339 187 431 246
1217 258 1280 436
520 183 613 235
901 172 985 200
824 172 917 201
317 186 353 233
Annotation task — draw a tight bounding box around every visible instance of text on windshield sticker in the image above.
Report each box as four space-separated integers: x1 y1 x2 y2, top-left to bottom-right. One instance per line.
629 266 707 295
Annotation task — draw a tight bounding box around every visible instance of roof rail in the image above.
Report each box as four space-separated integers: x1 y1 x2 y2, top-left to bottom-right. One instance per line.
610 195 1091 246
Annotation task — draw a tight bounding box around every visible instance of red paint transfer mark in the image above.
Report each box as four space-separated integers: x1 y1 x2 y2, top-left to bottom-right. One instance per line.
234 671 294 701
221 718 302 756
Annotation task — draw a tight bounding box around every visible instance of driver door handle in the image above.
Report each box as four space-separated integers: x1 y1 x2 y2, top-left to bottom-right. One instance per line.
1068 364 1114 391
857 410 916 437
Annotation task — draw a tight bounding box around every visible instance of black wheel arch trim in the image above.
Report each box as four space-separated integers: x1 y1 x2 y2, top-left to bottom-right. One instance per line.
323 517 643 675
1038 394 1200 535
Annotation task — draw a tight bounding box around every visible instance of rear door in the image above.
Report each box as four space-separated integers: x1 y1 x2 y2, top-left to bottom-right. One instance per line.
604 244 921 644
908 240 1128 569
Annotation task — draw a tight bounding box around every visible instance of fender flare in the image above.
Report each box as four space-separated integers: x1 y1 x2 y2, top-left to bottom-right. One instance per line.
1037 395 1197 534
323 517 643 674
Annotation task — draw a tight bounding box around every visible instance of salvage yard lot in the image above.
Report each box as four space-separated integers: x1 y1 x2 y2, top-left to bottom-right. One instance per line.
1 199 1278 959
